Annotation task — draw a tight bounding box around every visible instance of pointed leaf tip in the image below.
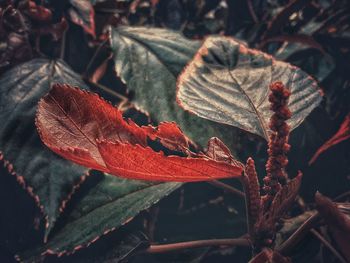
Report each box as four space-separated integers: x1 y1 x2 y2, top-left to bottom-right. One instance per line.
309 113 350 165
177 36 322 139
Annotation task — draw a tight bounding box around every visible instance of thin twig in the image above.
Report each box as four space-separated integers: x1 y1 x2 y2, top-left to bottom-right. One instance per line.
146 238 251 254
208 180 245 198
60 29 67 60
247 0 259 23
278 213 320 254
310 229 347 263
334 190 350 201
84 78 129 102
84 39 109 76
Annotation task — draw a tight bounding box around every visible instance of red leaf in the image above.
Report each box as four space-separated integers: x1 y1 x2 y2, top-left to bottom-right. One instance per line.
143 122 192 152
36 84 244 182
206 137 237 164
97 140 243 182
309 113 350 165
36 84 147 171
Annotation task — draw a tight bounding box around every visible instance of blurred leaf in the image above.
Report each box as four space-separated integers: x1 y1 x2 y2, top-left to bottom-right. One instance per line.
309 113 350 164
0 58 90 240
262 0 309 39
177 37 322 140
69 0 96 37
17 174 180 262
315 192 350 261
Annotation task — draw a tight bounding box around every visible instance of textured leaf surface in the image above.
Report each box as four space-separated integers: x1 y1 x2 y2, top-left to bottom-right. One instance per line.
256 173 302 233
110 26 241 152
177 36 323 140
242 158 261 236
98 140 243 181
36 84 244 182
267 173 302 222
17 174 180 261
309 113 350 164
0 59 89 239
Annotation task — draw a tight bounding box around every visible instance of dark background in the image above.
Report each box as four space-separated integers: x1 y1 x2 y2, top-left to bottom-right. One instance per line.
0 0 349 262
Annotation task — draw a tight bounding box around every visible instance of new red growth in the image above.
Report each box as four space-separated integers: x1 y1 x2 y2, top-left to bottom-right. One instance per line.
263 81 291 207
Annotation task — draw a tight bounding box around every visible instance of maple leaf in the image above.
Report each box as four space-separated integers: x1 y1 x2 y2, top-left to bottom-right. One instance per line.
36 84 244 182
309 113 350 165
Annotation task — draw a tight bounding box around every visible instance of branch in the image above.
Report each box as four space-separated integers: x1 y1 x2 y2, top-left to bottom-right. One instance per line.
146 238 251 254
208 180 245 198
59 28 67 60
277 212 320 254
310 229 347 263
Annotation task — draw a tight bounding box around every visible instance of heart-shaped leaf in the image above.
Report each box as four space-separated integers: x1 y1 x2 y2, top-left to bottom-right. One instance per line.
177 36 323 140
110 26 243 153
0 59 90 239
17 174 180 262
36 84 244 182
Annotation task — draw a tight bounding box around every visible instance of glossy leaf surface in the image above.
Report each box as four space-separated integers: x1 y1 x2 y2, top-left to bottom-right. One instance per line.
177 36 323 140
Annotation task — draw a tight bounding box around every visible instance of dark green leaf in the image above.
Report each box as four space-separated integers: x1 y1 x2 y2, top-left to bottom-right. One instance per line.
177 36 323 140
110 26 242 152
17 174 180 262
0 58 90 239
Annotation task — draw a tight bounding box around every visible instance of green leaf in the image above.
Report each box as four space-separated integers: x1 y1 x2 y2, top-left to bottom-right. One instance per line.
177 36 323 140
110 26 242 152
0 58 90 240
17 174 180 262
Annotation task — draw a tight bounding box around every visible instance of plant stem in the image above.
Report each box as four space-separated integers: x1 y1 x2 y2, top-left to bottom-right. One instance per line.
277 212 320 254
146 238 251 254
84 39 108 76
310 229 347 263
334 190 350 201
59 29 67 60
84 78 129 102
208 180 245 198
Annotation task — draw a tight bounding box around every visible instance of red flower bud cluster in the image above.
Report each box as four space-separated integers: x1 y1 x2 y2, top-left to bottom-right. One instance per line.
263 82 291 207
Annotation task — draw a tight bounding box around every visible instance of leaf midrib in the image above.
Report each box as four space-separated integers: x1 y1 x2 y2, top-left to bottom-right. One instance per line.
220 43 269 140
